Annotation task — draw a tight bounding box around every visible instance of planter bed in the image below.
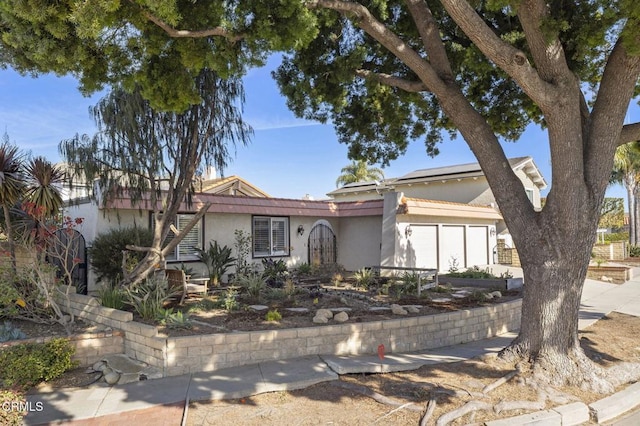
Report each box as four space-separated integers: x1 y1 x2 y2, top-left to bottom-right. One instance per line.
57 290 522 378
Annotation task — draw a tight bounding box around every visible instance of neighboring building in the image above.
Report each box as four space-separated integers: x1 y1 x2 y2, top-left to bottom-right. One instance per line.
64 157 546 292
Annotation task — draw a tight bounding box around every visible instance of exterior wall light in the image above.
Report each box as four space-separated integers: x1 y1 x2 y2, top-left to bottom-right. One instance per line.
405 225 413 238
297 225 305 236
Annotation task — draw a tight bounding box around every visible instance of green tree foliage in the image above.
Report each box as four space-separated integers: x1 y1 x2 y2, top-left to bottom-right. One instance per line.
335 160 385 187
0 0 318 111
611 142 640 244
598 198 625 231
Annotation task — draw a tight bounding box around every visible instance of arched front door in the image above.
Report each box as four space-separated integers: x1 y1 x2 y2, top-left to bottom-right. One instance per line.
308 222 337 266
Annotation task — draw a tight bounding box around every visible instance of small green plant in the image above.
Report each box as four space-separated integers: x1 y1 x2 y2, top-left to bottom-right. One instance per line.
353 268 375 289
447 265 498 279
448 256 460 274
0 338 78 390
262 258 289 287
432 283 453 293
331 272 344 286
236 271 267 299
196 241 236 286
630 245 640 257
157 308 192 329
469 290 488 302
0 321 27 342
593 258 607 267
265 309 282 322
234 229 252 275
283 278 297 298
97 283 126 310
296 263 312 275
188 297 222 312
0 389 27 425
224 287 240 311
124 276 181 320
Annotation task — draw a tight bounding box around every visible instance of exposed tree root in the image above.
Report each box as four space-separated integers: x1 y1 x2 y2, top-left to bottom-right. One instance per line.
435 400 493 426
330 381 422 412
419 397 436 426
482 369 520 395
494 390 547 414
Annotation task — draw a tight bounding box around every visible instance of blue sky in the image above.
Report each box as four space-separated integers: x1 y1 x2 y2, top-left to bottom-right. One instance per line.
0 55 632 202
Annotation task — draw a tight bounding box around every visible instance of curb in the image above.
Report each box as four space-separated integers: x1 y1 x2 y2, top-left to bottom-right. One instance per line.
589 381 640 423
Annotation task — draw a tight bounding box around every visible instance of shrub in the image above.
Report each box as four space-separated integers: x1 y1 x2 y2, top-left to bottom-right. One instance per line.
97 283 126 310
123 276 180 321
446 265 509 279
630 245 640 257
223 287 239 311
296 263 312 275
0 321 27 343
236 271 267 299
353 268 375 289
265 309 282 322
196 241 236 286
234 229 252 276
0 389 27 425
89 227 153 283
157 309 192 329
0 338 77 390
262 258 288 287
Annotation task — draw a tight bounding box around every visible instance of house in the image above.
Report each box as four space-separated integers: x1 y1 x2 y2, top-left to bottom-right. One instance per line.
64 157 546 293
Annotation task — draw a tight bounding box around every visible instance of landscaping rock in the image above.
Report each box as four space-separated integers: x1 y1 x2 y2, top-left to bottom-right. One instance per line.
431 297 453 303
285 308 309 313
334 311 349 322
316 308 334 319
490 291 502 298
330 307 352 313
369 307 391 312
484 293 494 300
103 368 121 385
249 305 269 312
404 305 421 313
391 304 408 315
313 315 329 324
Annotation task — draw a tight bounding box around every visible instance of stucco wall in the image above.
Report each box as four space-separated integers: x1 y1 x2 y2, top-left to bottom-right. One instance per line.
336 216 382 271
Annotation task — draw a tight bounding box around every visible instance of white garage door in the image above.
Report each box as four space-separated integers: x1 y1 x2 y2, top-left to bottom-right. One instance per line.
440 225 465 271
411 225 438 268
466 226 489 267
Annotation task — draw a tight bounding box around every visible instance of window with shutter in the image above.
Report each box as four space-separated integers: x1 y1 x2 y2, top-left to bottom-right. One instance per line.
153 213 203 261
252 216 289 257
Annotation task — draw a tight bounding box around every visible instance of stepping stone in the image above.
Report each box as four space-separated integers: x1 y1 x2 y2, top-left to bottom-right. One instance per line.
329 307 352 313
249 305 269 311
403 305 421 313
431 297 453 303
369 307 391 312
285 308 309 313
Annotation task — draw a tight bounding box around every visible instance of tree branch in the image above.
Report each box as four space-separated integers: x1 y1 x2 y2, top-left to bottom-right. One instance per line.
516 0 571 81
438 0 556 108
355 69 428 92
620 123 640 146
140 9 244 42
405 0 453 81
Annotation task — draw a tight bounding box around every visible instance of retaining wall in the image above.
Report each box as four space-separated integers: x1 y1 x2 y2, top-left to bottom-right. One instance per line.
58 290 522 377
0 327 124 367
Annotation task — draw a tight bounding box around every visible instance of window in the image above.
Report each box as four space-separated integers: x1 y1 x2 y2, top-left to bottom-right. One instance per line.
253 216 289 257
525 188 535 204
161 214 203 261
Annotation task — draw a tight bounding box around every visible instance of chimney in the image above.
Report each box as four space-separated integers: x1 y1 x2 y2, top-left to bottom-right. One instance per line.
203 166 217 180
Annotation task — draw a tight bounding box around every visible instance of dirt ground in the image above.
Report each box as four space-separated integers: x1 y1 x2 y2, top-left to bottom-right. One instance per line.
184 312 640 426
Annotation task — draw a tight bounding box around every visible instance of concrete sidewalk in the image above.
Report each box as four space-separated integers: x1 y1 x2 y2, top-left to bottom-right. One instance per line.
22 269 640 425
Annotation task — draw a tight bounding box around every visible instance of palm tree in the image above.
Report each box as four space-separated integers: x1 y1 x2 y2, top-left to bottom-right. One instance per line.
0 135 26 271
335 160 385 187
611 142 640 246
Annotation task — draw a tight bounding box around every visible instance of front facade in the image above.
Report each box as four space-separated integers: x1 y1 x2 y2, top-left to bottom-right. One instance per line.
65 157 545 292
